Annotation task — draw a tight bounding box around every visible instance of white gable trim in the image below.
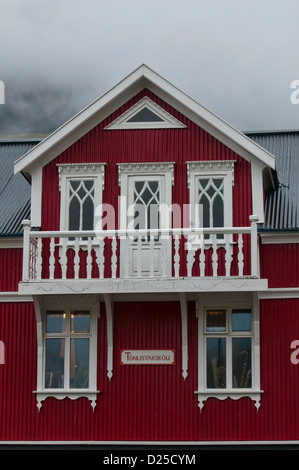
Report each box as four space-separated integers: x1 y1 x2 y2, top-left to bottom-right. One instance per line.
14 64 276 177
104 96 186 130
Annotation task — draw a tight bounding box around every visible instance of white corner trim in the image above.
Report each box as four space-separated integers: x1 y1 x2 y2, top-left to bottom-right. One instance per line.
31 166 43 227
104 294 114 380
179 293 188 380
251 161 264 224
104 96 186 130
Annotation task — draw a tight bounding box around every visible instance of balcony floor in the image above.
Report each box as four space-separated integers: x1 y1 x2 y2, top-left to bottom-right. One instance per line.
18 276 268 296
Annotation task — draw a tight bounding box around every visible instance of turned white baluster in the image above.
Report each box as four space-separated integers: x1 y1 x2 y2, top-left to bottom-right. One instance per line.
161 238 168 278
199 233 205 277
60 237 67 279
36 237 42 280
95 237 105 279
238 233 244 276
149 235 155 277
49 238 55 280
174 234 180 278
212 234 218 276
224 233 232 277
74 237 80 279
187 238 195 277
111 236 117 278
86 237 93 279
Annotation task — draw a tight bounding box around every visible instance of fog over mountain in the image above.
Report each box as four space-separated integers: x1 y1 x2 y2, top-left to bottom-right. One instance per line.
1 0 299 137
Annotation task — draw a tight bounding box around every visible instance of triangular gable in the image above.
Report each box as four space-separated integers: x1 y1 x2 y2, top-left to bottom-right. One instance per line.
104 96 186 129
14 64 276 178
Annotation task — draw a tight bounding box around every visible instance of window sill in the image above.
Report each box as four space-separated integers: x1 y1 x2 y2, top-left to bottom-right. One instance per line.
34 390 100 411
194 389 263 411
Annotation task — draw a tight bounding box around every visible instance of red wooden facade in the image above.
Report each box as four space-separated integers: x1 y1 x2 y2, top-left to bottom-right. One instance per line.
0 66 299 447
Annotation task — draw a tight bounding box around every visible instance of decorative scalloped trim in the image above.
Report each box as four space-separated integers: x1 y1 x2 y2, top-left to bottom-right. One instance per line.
34 391 99 411
194 390 263 411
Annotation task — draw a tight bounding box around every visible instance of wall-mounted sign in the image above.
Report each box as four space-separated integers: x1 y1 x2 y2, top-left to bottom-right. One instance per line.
121 349 175 365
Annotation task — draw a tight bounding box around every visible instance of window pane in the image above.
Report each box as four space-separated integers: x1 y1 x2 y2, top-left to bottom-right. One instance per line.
127 107 163 122
206 309 226 332
46 311 66 333
69 196 80 231
45 338 65 388
232 309 252 331
206 338 226 388
70 338 90 388
213 194 224 228
82 196 94 230
199 193 210 228
232 337 252 388
70 311 90 333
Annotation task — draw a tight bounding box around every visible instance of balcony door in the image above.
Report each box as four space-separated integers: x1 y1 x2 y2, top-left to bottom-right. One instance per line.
118 163 174 278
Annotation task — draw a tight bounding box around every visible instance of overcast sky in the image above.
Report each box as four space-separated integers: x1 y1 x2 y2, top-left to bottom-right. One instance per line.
1 0 299 135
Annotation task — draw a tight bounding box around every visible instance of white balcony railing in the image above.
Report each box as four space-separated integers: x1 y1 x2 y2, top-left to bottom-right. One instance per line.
21 216 259 283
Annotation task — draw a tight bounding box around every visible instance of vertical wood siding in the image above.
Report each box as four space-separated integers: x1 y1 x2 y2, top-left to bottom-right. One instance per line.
1 299 299 441
260 243 299 288
0 248 23 291
41 90 253 233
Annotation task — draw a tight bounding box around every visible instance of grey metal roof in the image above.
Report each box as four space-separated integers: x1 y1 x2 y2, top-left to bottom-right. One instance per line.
0 139 40 235
246 130 299 230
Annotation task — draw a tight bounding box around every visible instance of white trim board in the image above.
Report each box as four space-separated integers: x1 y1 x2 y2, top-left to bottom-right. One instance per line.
259 231 299 244
0 440 298 446
0 292 33 302
14 65 275 178
259 288 299 299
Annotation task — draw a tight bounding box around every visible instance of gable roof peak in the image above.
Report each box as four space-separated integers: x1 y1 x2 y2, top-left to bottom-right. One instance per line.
14 65 275 176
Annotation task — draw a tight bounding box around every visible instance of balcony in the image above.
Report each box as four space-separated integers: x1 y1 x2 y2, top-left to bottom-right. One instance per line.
19 215 267 296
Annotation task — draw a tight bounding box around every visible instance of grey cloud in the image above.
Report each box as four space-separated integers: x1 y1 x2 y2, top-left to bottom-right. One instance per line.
0 0 299 136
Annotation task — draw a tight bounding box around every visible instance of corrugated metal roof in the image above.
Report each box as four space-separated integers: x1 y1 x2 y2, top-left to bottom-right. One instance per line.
0 140 40 235
246 130 299 230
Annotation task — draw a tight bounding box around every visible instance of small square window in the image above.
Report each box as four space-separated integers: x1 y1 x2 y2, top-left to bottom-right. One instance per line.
206 309 226 332
70 310 90 333
46 311 66 333
232 309 252 331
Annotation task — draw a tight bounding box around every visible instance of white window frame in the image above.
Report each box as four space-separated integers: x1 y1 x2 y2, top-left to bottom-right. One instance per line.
34 296 99 411
105 96 186 130
187 161 235 244
118 162 174 231
195 293 262 411
57 162 106 242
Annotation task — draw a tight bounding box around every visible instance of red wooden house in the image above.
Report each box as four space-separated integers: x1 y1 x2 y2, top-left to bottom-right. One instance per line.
1 65 299 449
